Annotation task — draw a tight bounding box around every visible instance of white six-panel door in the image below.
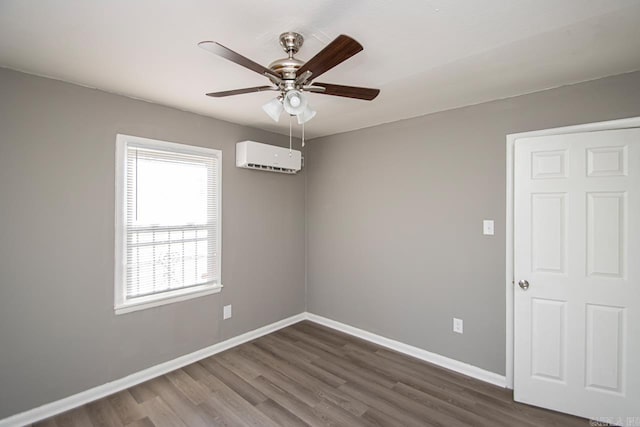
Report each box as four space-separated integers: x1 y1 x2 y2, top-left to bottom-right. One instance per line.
514 128 640 423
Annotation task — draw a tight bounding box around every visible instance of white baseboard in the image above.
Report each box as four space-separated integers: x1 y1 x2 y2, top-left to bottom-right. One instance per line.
2 311 506 426
305 313 507 388
0 313 306 427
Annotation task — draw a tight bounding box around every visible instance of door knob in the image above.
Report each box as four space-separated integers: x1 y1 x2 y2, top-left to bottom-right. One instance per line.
518 279 530 290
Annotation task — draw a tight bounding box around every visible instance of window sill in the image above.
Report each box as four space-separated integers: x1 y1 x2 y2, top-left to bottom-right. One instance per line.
115 284 223 315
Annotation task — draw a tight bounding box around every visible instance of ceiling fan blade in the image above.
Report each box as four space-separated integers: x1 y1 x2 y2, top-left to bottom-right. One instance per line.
296 35 363 82
308 83 380 100
206 86 277 97
198 41 281 80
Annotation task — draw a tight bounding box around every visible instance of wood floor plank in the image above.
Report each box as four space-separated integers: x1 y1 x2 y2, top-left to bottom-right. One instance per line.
313 399 376 427
48 406 94 427
293 322 353 348
346 378 470 427
375 346 515 399
145 376 212 427
358 344 537 420
197 397 246 427
341 342 521 426
250 339 369 416
197 357 268 405
140 396 186 427
165 369 210 405
264 331 321 363
249 374 339 426
255 398 309 427
217 348 264 380
393 381 520 427
259 333 347 388
344 344 479 405
300 321 384 353
34 321 589 426
237 344 324 407
362 405 431 427
279 326 347 358
128 381 158 405
180 361 215 386
338 381 435 427
361 345 587 426
107 390 146 425
123 417 155 427
202 378 279 427
184 362 279 427
294 339 398 390
85 399 124 427
31 418 58 427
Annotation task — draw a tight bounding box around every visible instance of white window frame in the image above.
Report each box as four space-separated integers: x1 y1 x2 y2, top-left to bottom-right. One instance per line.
114 134 222 315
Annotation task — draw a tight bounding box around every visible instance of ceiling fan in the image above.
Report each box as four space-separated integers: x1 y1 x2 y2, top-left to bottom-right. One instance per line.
198 32 380 124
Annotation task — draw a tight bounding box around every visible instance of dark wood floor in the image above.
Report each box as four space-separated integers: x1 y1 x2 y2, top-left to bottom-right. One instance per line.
33 321 589 426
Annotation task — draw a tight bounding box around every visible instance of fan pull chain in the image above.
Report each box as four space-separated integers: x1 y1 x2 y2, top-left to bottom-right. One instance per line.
302 121 305 147
289 115 292 156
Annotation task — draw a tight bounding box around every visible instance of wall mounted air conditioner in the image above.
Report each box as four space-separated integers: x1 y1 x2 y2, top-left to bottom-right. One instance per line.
236 140 302 174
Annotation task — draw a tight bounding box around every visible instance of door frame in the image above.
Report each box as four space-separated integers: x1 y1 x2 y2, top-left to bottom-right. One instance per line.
504 116 640 389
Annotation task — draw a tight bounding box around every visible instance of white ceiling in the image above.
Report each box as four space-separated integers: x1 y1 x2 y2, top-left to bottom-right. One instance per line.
1 0 640 139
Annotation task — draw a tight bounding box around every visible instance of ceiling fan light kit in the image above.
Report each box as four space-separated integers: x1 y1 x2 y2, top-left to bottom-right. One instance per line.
198 31 380 142
297 106 316 125
262 97 284 122
282 90 307 115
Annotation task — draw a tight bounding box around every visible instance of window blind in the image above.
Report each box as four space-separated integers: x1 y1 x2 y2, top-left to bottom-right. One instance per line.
124 145 219 301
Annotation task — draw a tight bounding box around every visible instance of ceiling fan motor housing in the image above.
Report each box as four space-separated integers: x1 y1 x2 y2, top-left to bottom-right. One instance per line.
269 32 305 81
268 57 304 81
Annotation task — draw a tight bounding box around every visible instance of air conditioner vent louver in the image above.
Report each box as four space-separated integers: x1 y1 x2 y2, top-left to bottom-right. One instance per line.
246 163 297 174
236 141 302 174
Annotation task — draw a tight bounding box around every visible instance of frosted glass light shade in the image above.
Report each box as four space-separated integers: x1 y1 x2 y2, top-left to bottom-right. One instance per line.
262 98 283 122
283 90 307 115
297 105 316 124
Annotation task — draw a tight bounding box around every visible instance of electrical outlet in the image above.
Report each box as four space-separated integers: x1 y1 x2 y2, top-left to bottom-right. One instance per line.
483 220 494 235
453 317 463 334
223 305 232 320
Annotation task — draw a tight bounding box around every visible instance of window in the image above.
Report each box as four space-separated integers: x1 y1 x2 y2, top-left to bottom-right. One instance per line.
115 134 221 314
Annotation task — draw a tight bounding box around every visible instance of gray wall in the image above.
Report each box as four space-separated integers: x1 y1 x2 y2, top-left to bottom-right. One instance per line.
2 65 640 421
306 71 640 375
0 68 305 419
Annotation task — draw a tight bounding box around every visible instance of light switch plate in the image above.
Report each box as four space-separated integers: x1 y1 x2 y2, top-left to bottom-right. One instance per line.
453 318 463 334
483 220 494 235
223 304 232 320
